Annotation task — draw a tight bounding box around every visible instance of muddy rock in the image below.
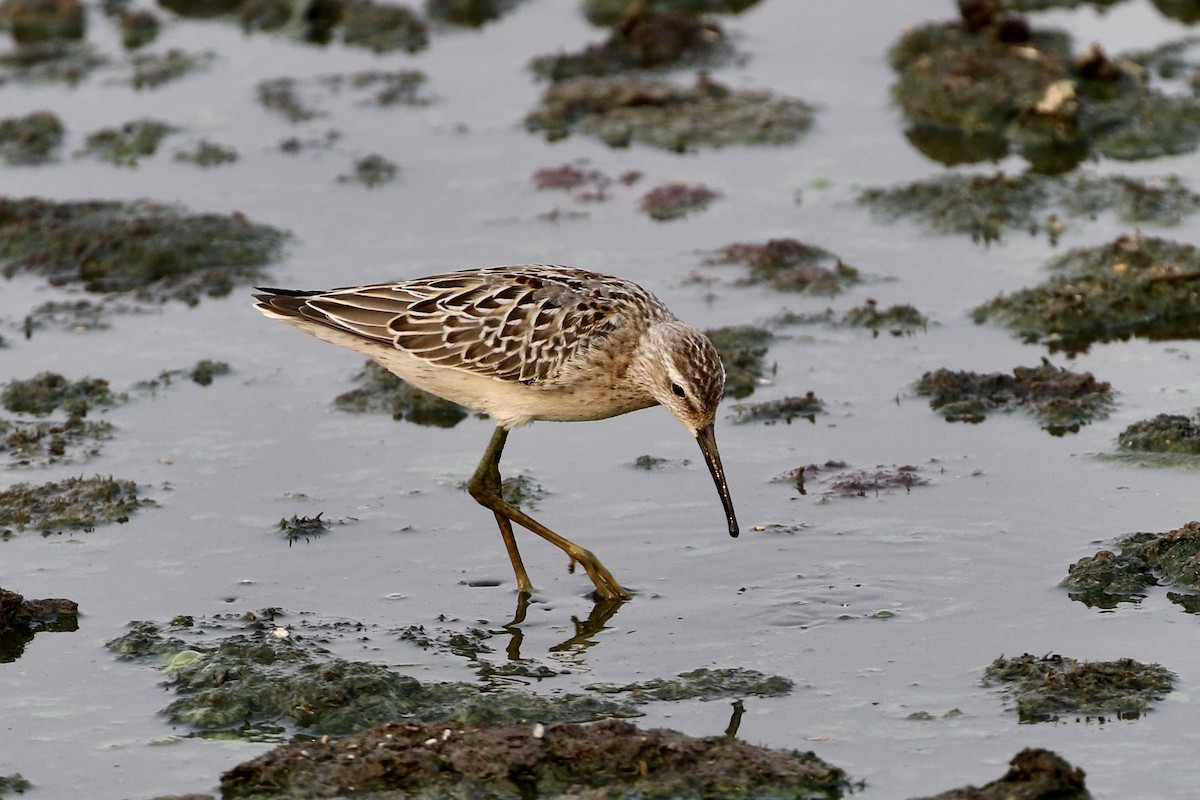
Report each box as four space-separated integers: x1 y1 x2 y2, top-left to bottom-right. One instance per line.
219 718 852 799
911 747 1090 800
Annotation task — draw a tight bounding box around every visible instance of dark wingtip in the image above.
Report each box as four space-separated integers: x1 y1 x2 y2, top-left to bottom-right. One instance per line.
729 522 739 539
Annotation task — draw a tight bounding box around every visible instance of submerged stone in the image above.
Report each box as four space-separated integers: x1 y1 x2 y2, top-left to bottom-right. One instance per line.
706 238 860 294
974 233 1200 354
0 197 288 304
914 361 1113 434
335 359 472 427
1063 521 1200 610
0 110 63 165
530 8 729 81
912 748 1089 800
526 73 814 152
0 474 152 536
219 717 851 800
983 653 1174 722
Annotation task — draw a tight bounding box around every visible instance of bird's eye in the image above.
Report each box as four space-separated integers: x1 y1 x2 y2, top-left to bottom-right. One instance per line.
671 383 687 398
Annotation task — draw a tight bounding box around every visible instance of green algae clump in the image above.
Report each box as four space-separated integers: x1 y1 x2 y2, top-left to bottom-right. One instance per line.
731 393 824 425
0 110 63 165
0 475 151 536
526 73 814 152
859 172 1200 245
889 4 1200 170
75 117 177 166
1116 412 1200 456
984 653 1175 722
0 197 289 304
915 361 1113 435
2 372 117 416
974 233 1200 354
1063 521 1200 610
335 359 472 428
704 325 772 400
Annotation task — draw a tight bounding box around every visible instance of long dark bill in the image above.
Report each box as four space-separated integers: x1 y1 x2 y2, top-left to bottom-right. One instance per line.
695 424 739 538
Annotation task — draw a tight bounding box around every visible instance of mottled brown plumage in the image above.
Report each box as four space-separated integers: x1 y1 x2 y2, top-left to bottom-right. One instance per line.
255 265 738 599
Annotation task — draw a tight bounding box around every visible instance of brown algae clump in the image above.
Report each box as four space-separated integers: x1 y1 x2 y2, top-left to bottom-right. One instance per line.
219 718 849 799
983 653 1175 722
0 197 289 304
1116 412 1200 456
706 238 861 294
639 181 717 220
915 361 1113 434
530 8 729 81
0 475 152 536
0 110 63 165
526 73 814 152
774 461 929 498
335 359 473 427
974 233 1200 354
1063 521 1200 610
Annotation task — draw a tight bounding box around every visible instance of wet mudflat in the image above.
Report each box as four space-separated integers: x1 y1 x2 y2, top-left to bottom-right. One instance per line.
3 0 1200 798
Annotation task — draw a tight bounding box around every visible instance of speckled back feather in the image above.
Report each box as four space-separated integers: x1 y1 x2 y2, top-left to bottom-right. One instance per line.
258 265 676 385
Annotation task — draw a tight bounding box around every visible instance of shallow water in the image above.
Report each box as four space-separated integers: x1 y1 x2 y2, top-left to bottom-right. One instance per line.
4 1 1200 797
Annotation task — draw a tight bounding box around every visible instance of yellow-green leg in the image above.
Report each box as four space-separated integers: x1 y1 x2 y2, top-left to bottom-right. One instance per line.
466 426 630 601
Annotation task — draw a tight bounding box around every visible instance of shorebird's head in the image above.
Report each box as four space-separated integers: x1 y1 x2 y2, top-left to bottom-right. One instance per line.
640 322 740 538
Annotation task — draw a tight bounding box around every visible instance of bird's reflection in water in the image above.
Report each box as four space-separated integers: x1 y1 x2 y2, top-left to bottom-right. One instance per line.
499 593 626 662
